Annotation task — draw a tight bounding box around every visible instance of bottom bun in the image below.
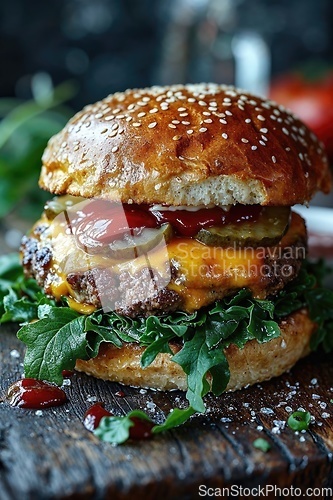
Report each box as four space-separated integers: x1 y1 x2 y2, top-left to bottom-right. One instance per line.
75 309 316 392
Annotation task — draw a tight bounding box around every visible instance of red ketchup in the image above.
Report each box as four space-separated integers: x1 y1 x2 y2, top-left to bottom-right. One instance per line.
83 402 154 440
83 403 112 431
62 370 75 378
150 204 262 237
67 200 263 249
129 417 154 440
115 390 126 398
7 379 68 409
69 200 157 248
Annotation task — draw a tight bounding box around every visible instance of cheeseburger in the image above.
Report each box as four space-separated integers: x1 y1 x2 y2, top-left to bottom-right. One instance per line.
21 83 332 401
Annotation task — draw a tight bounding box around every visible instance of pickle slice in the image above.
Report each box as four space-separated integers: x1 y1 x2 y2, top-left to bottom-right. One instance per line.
44 195 84 220
196 207 290 248
107 223 173 259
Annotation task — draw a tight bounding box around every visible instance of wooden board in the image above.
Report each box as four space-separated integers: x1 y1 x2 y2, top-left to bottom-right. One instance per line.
0 323 333 500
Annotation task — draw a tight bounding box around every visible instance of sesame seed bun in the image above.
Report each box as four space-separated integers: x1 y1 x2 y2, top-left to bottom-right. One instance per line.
40 83 331 207
75 309 315 392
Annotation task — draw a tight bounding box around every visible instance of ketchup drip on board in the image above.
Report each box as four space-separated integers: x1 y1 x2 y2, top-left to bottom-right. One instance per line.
83 403 112 431
7 379 68 409
84 402 154 440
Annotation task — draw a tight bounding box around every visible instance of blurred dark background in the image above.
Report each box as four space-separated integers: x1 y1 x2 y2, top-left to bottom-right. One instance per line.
1 0 333 106
0 0 333 252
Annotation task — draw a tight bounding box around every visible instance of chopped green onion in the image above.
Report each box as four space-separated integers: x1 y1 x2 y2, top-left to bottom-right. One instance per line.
287 411 311 431
253 438 271 452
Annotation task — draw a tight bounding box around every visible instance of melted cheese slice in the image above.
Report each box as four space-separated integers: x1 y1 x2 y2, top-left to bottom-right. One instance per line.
37 211 305 314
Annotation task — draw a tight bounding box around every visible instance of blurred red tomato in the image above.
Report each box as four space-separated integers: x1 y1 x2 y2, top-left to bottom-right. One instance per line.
270 72 333 160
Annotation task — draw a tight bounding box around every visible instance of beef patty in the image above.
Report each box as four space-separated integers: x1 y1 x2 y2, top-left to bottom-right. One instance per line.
21 211 307 318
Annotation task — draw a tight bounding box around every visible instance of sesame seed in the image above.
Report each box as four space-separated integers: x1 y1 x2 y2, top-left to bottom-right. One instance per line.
199 127 207 132
111 146 119 153
150 108 158 114
108 130 117 138
85 121 91 128
272 155 277 163
270 115 277 121
104 115 114 121
257 115 265 121
245 118 251 123
299 152 304 160
261 135 268 142
138 112 146 118
148 122 157 128
223 97 231 102
168 124 177 129
187 98 196 103
142 96 150 102
61 141 67 148
126 116 132 122
222 133 228 139
73 145 79 151
95 113 103 118
259 140 266 146
203 111 211 116
182 121 190 125
173 135 181 141
273 109 280 116
219 119 227 125
251 145 257 150
260 128 268 133
241 138 249 143
132 122 141 127
111 123 119 130
198 100 207 106
285 147 291 152
187 129 194 135
204 119 212 124
282 127 289 135
112 109 121 114
172 120 180 124
178 107 186 112
100 128 108 134
225 110 233 116
127 104 135 110
179 112 188 117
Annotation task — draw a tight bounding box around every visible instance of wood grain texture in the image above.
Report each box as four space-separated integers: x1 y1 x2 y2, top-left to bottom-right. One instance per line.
0 323 332 500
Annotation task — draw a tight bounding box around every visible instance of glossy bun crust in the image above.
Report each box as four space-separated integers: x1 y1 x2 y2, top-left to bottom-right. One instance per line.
75 309 315 392
40 84 331 207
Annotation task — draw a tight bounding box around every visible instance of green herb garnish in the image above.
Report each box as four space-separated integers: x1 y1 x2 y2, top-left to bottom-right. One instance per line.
287 411 312 431
253 438 271 452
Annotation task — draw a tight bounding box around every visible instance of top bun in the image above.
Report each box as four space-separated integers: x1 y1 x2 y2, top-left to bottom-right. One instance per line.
40 83 331 206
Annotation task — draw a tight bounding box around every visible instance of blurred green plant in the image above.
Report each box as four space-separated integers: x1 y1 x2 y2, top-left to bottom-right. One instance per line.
0 73 77 220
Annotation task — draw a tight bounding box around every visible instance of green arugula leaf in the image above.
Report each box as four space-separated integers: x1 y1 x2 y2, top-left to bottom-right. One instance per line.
85 313 122 357
94 410 152 444
0 288 38 323
17 307 88 385
172 327 228 412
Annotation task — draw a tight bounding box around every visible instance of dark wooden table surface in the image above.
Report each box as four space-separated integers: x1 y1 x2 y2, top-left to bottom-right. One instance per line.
0 323 333 500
